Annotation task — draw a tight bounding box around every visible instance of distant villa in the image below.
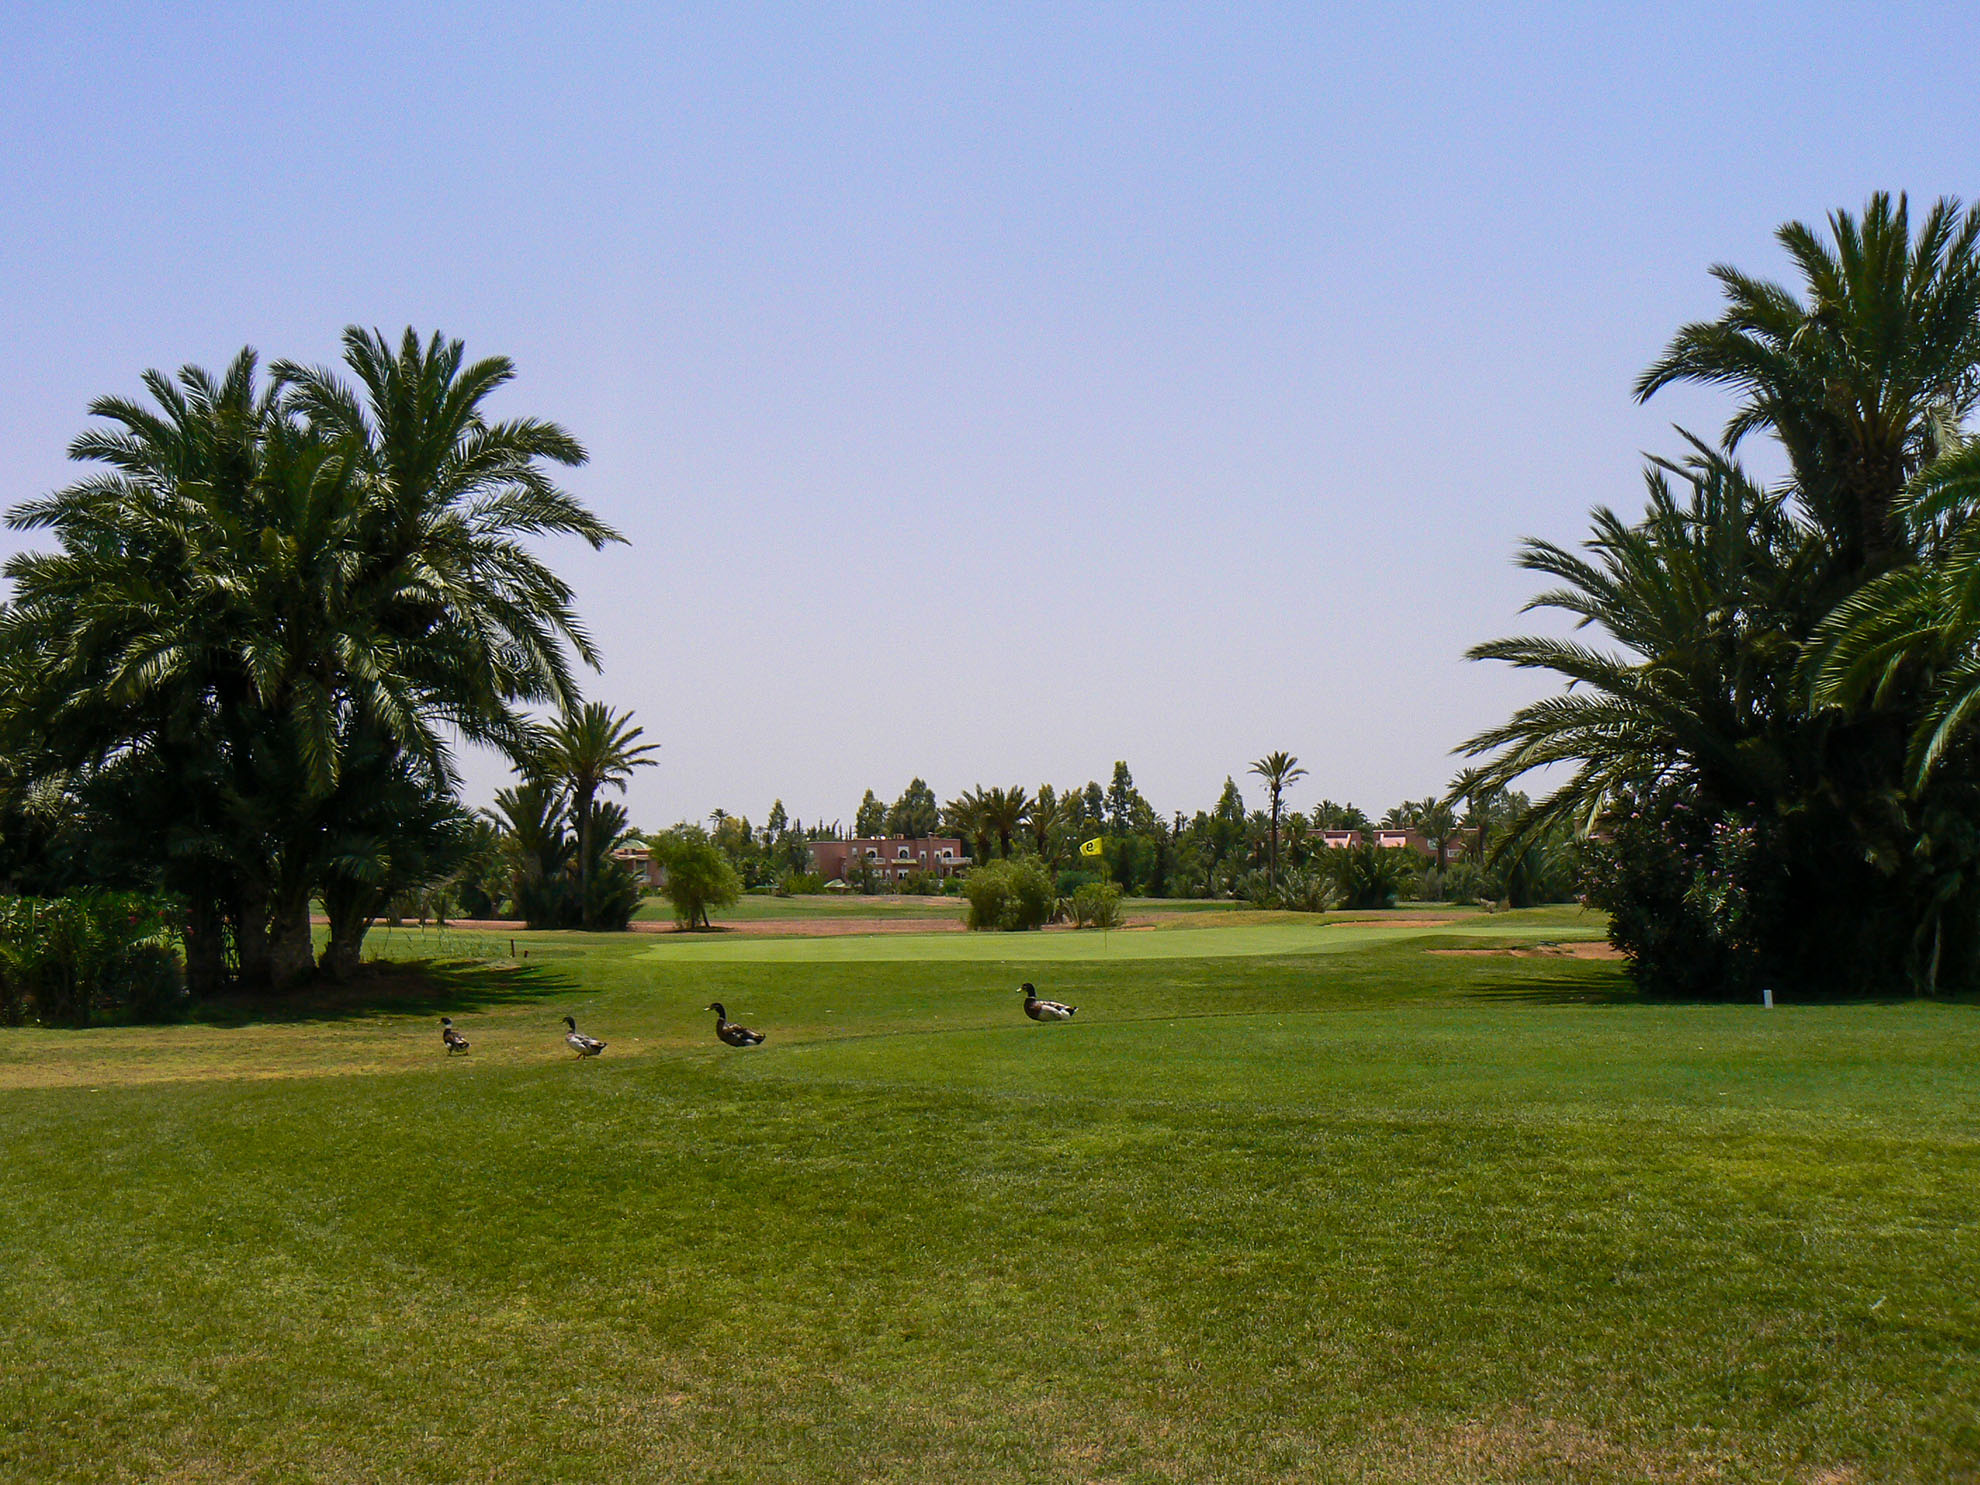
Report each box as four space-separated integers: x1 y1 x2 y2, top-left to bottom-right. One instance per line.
1322 828 1481 866
809 836 969 887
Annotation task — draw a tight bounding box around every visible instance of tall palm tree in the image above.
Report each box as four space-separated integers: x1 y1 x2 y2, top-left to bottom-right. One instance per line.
1637 193 1980 577
1247 752 1308 890
975 786 1030 859
546 702 658 924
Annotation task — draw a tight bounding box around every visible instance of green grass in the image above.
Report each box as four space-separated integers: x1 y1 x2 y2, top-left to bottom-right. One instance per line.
632 891 967 922
1 911 1975 1482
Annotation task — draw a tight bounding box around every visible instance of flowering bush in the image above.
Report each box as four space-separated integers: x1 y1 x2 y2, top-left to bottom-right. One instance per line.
0 893 183 1026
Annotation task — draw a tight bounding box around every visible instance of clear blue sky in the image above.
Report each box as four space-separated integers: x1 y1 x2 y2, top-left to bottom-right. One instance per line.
3 3 1975 830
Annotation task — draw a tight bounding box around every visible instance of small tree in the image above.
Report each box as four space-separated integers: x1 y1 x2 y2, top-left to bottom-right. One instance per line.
655 827 741 930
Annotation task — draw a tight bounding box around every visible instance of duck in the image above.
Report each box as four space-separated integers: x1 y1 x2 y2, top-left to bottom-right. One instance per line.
563 1016 607 1058
707 1002 766 1047
1021 983 1077 1021
440 1016 470 1055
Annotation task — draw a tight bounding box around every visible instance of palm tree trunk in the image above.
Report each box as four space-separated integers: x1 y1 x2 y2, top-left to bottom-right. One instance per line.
575 784 596 929
183 892 230 997
233 881 274 992
268 890 316 988
320 879 380 980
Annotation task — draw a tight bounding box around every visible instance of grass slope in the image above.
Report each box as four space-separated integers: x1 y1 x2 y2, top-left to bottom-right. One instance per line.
0 911 1975 1483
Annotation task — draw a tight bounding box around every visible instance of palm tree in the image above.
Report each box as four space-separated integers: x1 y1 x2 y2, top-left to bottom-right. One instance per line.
545 703 658 926
1814 438 1980 783
943 788 992 864
1637 193 1980 577
3 329 624 985
491 778 574 928
1413 797 1460 869
977 786 1030 859
1458 444 1802 850
1027 788 1067 862
1465 197 1980 996
1247 752 1308 890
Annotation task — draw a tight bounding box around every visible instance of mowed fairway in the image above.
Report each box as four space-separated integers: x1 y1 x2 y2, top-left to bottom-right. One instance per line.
1 908 1976 1483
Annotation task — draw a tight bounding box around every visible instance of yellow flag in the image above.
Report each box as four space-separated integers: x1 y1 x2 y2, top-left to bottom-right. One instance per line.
1079 837 1105 858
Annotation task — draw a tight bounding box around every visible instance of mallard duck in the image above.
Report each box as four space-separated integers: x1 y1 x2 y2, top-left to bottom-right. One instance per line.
1022 983 1077 1021
440 1016 470 1055
707 1002 766 1046
563 1015 607 1058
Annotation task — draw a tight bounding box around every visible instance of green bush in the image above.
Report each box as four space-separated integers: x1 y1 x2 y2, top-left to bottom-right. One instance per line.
1440 859 1486 904
775 871 824 897
1273 867 1340 914
963 858 1056 931
1322 845 1419 910
0 893 184 1027
1069 880 1124 929
1055 868 1102 897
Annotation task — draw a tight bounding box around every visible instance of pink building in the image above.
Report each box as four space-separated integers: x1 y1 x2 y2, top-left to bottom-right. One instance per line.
612 844 665 889
809 837 969 886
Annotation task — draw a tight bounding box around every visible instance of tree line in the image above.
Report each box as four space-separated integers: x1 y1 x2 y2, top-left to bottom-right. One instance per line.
668 758 1577 909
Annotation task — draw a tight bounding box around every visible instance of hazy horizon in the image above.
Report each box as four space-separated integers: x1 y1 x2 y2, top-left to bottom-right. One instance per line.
5 4 1976 831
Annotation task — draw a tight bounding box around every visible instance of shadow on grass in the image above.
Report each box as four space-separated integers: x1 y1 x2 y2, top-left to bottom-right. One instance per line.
1461 966 1644 1007
1459 964 1980 1009
183 959 568 1028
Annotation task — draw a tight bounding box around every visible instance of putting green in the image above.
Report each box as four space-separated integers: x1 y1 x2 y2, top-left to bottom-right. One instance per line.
637 917 1600 964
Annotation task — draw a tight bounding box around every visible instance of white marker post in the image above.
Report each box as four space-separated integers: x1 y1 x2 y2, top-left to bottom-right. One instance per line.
1762 987 1774 1009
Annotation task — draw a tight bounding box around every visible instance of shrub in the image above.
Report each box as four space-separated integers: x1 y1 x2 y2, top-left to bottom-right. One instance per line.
1273 867 1340 914
1579 785 1772 999
1322 845 1419 910
775 871 824 897
963 858 1056 931
1236 869 1273 906
1069 880 1124 929
0 893 184 1027
1055 868 1102 897
1440 859 1485 904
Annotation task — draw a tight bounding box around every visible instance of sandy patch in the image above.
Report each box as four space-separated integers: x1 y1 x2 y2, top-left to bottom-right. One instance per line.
1346 1407 1739 1483
1430 941 1623 960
